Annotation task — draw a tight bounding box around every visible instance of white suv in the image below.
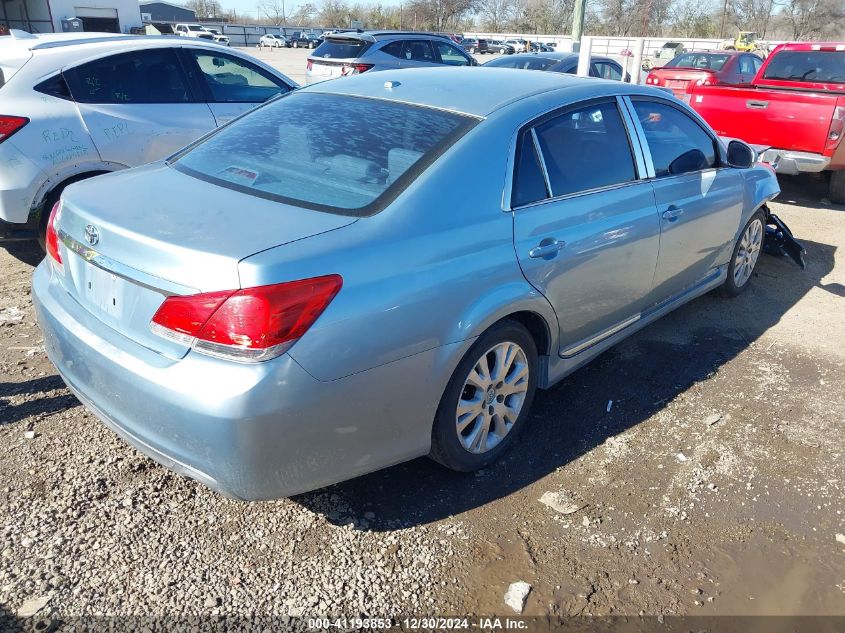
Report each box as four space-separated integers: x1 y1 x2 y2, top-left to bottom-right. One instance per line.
0 31 296 244
175 24 214 40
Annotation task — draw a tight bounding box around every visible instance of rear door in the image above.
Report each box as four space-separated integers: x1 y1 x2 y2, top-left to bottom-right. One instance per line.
64 47 216 166
181 48 293 125
627 97 742 299
511 98 661 357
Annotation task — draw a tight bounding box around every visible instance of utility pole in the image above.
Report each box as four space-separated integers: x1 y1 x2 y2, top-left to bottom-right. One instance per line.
719 0 728 38
571 0 586 48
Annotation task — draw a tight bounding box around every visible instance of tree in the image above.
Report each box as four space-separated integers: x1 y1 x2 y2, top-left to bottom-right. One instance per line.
478 0 515 31
260 0 287 24
781 0 845 39
185 0 223 19
289 2 319 25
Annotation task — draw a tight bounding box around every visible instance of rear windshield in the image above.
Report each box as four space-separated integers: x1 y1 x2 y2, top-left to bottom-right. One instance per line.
312 38 372 60
665 53 730 70
762 50 845 84
485 56 557 71
173 92 478 216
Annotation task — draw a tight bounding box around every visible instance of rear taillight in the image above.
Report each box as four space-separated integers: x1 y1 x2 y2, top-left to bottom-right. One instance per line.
647 75 659 85
341 63 373 76
0 115 28 144
695 77 713 86
151 275 343 362
45 200 63 266
826 106 845 150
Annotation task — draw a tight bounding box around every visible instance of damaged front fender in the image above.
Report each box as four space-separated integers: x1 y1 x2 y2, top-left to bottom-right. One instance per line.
764 212 806 269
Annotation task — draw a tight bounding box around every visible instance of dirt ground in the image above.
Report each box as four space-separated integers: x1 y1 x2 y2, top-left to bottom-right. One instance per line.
0 173 843 622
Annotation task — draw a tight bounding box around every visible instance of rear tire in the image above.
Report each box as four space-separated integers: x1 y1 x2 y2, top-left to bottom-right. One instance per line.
828 170 845 205
429 320 538 472
722 210 766 297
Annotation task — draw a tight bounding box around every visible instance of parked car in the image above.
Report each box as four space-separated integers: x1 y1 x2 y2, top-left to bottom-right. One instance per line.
487 40 515 54
655 41 686 60
645 50 763 96
175 23 214 40
460 38 488 55
306 31 475 85
289 31 321 49
504 38 528 53
529 42 555 52
259 33 286 48
33 66 801 500
205 28 230 46
484 52 628 81
687 42 845 203
0 32 296 244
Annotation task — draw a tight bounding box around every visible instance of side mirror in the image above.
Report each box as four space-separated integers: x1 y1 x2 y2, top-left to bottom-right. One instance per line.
726 139 756 168
469 58 478 66
668 148 708 175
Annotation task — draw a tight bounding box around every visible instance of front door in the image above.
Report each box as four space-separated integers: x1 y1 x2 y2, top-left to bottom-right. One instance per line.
511 98 661 357
181 49 293 126
64 47 216 166
627 98 743 300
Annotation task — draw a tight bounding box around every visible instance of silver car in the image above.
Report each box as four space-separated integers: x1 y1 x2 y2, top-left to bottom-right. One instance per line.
305 31 475 85
34 68 790 500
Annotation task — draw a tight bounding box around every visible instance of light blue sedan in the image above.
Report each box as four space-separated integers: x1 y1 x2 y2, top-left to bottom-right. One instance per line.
33 68 795 500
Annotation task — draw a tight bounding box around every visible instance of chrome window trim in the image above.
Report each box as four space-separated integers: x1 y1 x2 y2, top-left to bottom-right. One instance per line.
530 128 553 198
511 178 654 211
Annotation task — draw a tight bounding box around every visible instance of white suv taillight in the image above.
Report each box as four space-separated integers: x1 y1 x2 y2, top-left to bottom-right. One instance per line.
150 275 343 362
0 115 28 145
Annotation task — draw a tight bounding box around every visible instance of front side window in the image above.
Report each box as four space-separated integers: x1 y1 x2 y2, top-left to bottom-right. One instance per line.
174 92 478 215
632 100 717 177
65 49 190 104
188 51 289 103
434 41 470 66
532 101 637 197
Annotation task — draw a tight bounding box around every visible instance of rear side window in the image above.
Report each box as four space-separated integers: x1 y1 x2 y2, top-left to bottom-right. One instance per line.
511 130 548 207
313 39 372 60
533 101 636 197
65 48 190 103
34 74 72 100
762 50 845 83
174 92 478 216
632 100 717 177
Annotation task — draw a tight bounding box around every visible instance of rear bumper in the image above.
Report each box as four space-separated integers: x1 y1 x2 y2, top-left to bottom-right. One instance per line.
755 147 831 175
32 261 449 500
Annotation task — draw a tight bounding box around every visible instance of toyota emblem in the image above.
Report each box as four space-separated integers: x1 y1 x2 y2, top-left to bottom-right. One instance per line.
84 224 99 246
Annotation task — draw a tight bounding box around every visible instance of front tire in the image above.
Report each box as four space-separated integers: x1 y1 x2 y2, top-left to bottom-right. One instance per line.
430 320 538 472
722 210 765 297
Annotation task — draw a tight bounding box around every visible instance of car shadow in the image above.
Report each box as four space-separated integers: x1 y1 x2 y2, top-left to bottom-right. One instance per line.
776 173 845 212
0 375 76 427
292 238 836 530
3 241 44 267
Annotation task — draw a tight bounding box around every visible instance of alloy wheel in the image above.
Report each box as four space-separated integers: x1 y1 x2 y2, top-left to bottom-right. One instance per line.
733 218 763 287
455 342 529 454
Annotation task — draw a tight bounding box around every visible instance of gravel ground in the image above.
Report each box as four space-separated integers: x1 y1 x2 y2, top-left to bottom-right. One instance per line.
1 173 844 626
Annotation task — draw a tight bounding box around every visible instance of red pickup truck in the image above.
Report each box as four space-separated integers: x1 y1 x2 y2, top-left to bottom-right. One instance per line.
687 42 845 203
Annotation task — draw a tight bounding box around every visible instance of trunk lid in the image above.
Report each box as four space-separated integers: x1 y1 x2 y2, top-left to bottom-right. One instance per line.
55 163 357 357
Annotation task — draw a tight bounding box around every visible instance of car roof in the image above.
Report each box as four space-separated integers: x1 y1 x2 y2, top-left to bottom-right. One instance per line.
302 66 654 117
494 52 616 64
324 30 452 43
0 31 226 54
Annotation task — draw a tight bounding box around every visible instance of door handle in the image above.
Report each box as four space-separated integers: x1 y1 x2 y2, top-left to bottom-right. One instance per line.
662 206 684 222
746 100 769 109
529 238 565 259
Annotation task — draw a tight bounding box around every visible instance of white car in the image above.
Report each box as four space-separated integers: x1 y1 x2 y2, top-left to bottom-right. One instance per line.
0 31 296 244
259 33 286 48
205 29 230 46
175 24 214 40
504 39 528 53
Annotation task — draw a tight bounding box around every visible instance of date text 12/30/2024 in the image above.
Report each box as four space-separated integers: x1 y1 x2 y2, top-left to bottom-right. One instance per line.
308 618 529 630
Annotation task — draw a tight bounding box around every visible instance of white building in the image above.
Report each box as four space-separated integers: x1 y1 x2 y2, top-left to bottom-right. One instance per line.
1 0 142 34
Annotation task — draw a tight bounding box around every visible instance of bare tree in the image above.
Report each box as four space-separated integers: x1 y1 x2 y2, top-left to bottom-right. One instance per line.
478 0 515 31
185 0 223 19
781 0 845 38
259 0 287 24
